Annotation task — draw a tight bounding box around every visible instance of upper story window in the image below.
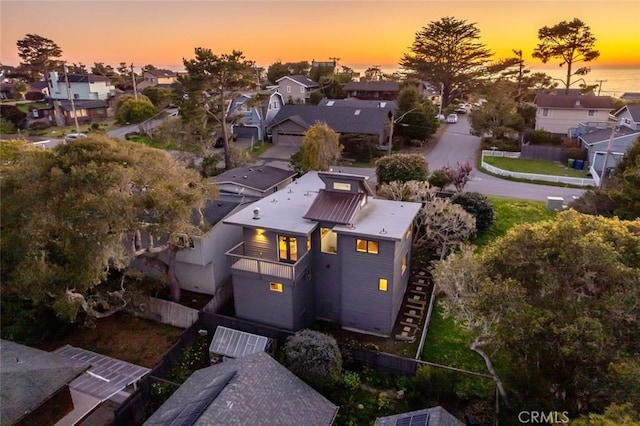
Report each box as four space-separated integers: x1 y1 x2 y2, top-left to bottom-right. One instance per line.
333 182 351 191
300 86 305 93
402 255 408 274
278 235 298 263
356 239 379 254
321 227 337 254
541 108 549 117
286 86 291 93
588 110 597 117
405 227 411 240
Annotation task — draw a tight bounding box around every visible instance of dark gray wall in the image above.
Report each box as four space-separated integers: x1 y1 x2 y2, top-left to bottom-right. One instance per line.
320 175 367 194
243 228 277 261
312 227 341 321
233 275 295 329
391 229 413 326
339 235 395 335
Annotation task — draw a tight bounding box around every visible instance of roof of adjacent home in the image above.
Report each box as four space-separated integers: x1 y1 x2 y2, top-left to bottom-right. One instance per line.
224 171 421 241
375 406 464 426
276 74 320 88
621 92 640 100
1 339 91 425
57 99 108 110
618 104 640 122
269 104 390 135
59 74 111 83
343 81 400 92
144 69 177 78
319 97 397 110
534 94 614 109
213 165 297 193
144 352 338 426
191 196 245 230
579 125 639 145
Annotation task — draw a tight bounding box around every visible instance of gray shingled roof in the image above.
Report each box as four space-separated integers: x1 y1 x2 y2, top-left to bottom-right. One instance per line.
319 97 397 110
192 197 243 229
276 74 320 88
145 69 177 78
375 406 464 426
579 126 639 145
58 99 108 110
1 339 90 425
58 74 110 83
213 165 296 193
144 352 338 426
343 81 400 92
270 104 389 135
534 94 614 109
620 104 640 122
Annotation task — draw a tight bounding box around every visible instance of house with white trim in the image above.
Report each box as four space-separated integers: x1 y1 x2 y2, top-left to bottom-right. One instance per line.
275 75 319 104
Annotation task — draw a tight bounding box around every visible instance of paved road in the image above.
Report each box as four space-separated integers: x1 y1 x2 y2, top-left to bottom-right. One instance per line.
425 116 586 202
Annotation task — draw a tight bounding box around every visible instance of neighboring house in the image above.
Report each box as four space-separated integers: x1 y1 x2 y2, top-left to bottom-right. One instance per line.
213 165 297 198
227 91 285 140
578 104 640 184
375 406 464 426
136 69 178 90
0 339 90 426
276 75 319 104
223 171 422 336
620 92 640 102
343 81 400 100
50 99 110 126
45 71 115 101
268 104 392 148
0 82 17 99
144 351 338 426
533 93 614 136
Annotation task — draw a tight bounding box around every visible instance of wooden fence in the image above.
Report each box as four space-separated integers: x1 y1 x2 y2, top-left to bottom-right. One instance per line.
141 296 200 328
521 145 571 161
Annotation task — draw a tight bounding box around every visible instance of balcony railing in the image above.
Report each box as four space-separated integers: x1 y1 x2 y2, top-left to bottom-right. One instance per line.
226 242 310 282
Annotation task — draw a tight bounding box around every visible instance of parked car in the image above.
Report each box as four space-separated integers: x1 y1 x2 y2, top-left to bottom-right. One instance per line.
454 106 467 114
446 114 458 124
64 132 87 143
435 114 446 121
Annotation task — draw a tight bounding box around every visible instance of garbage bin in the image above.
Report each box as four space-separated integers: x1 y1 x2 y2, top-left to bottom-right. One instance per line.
575 159 584 170
567 158 575 168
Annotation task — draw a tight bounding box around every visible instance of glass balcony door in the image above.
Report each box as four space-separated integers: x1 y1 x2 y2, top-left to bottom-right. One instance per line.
278 235 298 263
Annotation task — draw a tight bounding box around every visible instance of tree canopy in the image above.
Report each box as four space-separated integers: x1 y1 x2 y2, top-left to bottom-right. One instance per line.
399 17 493 108
433 210 640 414
183 48 257 169
610 136 640 219
298 122 343 172
532 18 600 94
16 33 63 81
1 137 217 321
394 85 439 142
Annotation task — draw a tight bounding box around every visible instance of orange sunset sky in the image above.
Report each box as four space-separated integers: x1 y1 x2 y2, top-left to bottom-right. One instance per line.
1 0 639 74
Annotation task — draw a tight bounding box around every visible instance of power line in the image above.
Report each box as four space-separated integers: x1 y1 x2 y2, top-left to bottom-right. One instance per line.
595 79 607 96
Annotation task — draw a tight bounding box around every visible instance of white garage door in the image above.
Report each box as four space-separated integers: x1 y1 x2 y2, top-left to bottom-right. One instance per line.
274 131 305 146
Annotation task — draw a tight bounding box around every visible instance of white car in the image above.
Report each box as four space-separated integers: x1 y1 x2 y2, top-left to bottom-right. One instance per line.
64 132 88 143
446 114 458 124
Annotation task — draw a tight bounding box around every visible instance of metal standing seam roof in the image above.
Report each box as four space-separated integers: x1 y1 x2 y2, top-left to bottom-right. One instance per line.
303 190 365 225
54 345 150 401
209 326 270 359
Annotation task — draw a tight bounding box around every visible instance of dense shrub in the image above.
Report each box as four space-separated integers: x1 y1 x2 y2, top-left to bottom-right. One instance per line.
428 168 454 189
0 117 16 134
565 147 588 161
25 91 46 101
375 153 429 185
27 121 51 131
450 192 495 233
0 104 27 129
480 137 519 152
568 189 617 217
340 134 380 163
282 329 342 390
115 94 156 124
526 129 551 145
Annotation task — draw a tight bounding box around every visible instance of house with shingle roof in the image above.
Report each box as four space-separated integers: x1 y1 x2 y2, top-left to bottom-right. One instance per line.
267 103 392 148
136 69 178 90
343 80 400 100
223 171 421 336
577 104 640 185
0 339 90 426
213 164 297 198
533 93 614 136
45 71 115 101
375 406 464 426
227 90 285 140
276 74 320 104
144 351 338 426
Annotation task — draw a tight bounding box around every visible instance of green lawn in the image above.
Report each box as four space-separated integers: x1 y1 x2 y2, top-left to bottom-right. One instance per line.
127 134 180 150
483 156 588 177
472 196 556 248
246 140 271 158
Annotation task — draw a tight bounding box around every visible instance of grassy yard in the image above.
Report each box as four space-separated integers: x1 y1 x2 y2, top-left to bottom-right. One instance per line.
246 140 271 158
127 134 181 151
483 156 588 177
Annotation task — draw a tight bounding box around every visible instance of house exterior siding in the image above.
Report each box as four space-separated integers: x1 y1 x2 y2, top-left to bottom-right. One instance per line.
392 229 413 325
233 275 296 329
536 108 610 135
312 227 341 321
617 108 639 131
339 235 396 335
47 72 114 101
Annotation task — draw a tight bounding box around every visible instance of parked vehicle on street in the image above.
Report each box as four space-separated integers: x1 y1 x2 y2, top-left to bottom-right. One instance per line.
64 132 87 143
446 114 458 124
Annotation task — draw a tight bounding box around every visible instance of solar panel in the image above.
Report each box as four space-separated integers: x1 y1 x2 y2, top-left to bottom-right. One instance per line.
395 412 429 426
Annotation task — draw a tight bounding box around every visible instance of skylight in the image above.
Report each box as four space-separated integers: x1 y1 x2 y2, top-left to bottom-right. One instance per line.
354 109 361 115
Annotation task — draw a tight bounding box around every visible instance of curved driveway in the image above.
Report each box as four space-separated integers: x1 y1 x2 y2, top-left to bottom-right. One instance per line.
426 116 586 202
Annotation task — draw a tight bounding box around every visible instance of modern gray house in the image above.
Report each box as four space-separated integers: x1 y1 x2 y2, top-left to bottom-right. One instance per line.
223 171 422 336
227 91 285 141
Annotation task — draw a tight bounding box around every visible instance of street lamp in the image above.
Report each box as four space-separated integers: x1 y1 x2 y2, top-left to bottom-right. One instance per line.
387 107 419 156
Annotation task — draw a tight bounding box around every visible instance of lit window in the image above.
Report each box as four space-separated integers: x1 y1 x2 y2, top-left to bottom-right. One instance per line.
402 255 407 274
321 227 337 254
278 235 298 263
356 239 379 254
378 278 388 291
333 182 351 191
269 282 283 292
307 236 311 251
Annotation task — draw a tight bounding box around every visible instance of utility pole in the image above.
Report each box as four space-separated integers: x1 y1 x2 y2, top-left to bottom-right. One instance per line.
596 79 607 96
387 111 394 156
63 64 81 134
131 64 138 100
599 125 617 190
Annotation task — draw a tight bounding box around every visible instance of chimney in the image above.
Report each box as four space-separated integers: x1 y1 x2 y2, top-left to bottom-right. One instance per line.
253 208 260 220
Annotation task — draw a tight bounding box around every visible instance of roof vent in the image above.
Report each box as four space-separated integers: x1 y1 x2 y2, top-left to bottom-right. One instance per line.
288 188 293 193
379 228 387 235
243 176 248 179
253 208 260 220
271 198 278 203
249 168 253 171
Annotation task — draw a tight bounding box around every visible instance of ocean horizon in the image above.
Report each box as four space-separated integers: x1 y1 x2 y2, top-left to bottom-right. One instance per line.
528 66 640 98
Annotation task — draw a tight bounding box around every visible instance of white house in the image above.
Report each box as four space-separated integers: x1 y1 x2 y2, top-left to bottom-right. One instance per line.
533 93 614 136
46 71 115 101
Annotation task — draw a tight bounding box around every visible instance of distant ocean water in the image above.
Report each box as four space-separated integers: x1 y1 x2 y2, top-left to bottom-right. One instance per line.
528 67 640 98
